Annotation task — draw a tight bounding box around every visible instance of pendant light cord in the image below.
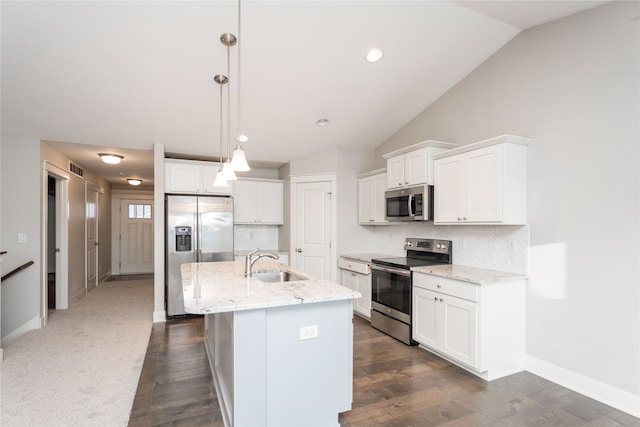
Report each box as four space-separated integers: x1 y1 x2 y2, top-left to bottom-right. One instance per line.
226 45 232 161
236 0 242 145
219 80 224 167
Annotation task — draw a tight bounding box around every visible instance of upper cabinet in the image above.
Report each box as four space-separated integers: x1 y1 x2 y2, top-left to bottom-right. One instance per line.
383 140 457 189
433 135 530 225
358 169 388 225
165 159 233 195
233 178 284 225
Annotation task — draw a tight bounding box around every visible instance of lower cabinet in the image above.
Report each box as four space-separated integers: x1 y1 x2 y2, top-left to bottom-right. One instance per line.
413 287 478 368
339 258 371 319
412 272 525 381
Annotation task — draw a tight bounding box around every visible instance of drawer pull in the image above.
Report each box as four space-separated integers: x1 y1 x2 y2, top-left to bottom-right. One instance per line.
437 284 441 288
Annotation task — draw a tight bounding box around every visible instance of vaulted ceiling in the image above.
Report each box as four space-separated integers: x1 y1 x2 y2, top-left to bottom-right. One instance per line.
1 1 608 184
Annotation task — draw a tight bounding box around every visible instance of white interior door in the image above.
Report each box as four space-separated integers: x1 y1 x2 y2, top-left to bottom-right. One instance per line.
294 181 332 279
120 199 154 274
86 184 99 291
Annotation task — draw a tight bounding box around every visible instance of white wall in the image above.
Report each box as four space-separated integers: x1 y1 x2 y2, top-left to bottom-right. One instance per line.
375 1 639 412
1 136 42 339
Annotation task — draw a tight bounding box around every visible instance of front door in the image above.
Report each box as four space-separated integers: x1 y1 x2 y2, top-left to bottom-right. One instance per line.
294 181 332 280
86 184 99 292
120 199 154 274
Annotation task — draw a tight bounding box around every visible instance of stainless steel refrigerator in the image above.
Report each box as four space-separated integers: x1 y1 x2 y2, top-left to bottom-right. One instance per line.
165 195 234 317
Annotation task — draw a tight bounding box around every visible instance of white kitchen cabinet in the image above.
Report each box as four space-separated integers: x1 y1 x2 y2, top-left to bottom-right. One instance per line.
165 159 233 195
338 257 371 319
413 286 478 368
358 169 388 224
383 140 456 189
233 178 284 224
412 271 525 381
433 135 530 225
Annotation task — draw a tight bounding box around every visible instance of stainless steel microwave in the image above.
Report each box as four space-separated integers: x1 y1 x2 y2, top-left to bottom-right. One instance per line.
385 184 433 221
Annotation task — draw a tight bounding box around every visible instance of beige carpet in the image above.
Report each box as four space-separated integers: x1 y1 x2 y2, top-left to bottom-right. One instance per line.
0 278 154 426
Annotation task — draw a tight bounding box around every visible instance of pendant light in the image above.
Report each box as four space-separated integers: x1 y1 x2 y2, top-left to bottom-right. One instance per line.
221 33 237 181
213 74 229 188
230 0 250 172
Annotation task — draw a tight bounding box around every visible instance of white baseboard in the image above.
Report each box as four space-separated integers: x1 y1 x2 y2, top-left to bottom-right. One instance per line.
2 315 41 347
153 310 166 323
526 355 640 417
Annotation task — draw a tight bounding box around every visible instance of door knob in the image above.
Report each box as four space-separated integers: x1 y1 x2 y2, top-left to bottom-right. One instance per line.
296 248 303 253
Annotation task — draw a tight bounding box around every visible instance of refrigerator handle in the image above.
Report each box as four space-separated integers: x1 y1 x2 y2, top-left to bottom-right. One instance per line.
195 212 201 261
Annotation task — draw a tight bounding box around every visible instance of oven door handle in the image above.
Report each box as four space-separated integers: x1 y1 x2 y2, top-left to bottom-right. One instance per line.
371 264 411 277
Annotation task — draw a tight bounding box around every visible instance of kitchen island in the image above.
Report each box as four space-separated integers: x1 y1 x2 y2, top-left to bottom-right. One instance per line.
181 260 360 427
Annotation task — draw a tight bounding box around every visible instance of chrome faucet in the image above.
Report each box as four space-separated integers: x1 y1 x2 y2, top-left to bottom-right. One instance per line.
245 248 279 277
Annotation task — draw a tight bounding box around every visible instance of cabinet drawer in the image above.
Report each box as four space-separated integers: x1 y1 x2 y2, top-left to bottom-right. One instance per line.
338 258 370 275
413 273 478 302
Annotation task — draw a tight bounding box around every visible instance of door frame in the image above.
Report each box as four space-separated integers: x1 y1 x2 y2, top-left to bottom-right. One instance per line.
85 181 102 292
111 190 154 275
41 161 70 326
289 173 337 282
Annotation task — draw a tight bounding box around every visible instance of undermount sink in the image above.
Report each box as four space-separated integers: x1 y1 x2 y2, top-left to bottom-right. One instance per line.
253 270 306 283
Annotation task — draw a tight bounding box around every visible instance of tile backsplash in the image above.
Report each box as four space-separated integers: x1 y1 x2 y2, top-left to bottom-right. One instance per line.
234 225 280 251
371 224 529 274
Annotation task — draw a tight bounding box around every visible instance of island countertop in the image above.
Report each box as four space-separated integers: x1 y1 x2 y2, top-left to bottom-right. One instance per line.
181 259 361 314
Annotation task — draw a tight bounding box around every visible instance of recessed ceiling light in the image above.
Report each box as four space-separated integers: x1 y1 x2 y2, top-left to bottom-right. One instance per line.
365 48 383 63
316 118 330 127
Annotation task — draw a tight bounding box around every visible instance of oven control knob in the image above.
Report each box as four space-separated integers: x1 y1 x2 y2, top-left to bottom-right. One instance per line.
436 243 442 249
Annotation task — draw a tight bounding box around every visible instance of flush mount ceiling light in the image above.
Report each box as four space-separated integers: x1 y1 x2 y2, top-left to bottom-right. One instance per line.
316 118 330 127
98 153 124 165
365 48 384 63
127 179 142 186
213 73 230 187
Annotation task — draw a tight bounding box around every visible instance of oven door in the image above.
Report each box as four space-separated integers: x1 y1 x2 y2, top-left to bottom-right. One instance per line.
371 264 412 323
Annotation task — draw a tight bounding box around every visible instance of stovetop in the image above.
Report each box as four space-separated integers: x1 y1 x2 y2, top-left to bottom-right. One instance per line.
371 238 453 270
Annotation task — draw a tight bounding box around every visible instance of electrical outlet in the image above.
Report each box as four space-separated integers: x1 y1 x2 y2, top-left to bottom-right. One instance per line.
18 233 27 244
507 239 517 252
299 325 318 340
459 238 466 249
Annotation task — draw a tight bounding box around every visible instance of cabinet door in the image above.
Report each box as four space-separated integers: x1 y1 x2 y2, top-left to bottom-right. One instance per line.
233 180 258 223
441 294 478 368
257 181 283 224
405 149 427 186
466 145 502 222
373 173 388 222
386 155 405 189
358 176 374 223
412 287 439 348
166 162 201 193
434 156 464 223
355 273 372 318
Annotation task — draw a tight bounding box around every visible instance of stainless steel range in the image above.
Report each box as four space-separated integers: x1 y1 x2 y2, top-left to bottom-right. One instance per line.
371 238 452 345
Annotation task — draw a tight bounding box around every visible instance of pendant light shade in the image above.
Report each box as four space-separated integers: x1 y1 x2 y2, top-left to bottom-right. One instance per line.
213 170 229 187
231 146 250 171
222 160 237 180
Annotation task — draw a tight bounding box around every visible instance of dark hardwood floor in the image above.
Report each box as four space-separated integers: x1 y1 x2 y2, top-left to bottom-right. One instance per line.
129 316 639 427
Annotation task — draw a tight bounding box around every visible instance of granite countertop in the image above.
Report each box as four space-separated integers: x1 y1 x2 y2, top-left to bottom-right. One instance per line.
181 258 360 314
340 253 396 263
412 264 527 285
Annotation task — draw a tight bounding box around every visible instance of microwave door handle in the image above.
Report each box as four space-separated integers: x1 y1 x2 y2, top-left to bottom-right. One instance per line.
407 194 414 216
